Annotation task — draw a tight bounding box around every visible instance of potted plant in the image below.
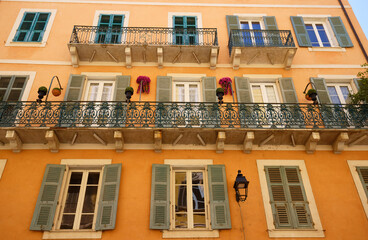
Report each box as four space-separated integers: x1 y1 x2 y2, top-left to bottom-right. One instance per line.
125 86 134 103
305 89 317 102
136 76 151 94
52 87 62 97
216 88 225 104
219 77 233 95
37 86 48 102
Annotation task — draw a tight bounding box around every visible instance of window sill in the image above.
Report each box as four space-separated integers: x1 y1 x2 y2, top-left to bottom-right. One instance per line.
5 41 46 47
42 231 102 239
163 229 219 238
308 47 346 52
267 229 325 238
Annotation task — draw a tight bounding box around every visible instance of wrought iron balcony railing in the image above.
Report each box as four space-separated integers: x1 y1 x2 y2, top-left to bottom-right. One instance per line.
228 29 295 55
69 26 218 46
0 101 366 129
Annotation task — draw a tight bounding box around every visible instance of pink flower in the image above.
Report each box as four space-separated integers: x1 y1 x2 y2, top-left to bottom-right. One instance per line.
219 77 233 95
136 76 151 94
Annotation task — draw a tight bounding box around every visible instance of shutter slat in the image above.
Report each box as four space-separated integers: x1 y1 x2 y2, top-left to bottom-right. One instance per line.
328 17 353 48
114 75 131 101
290 16 312 47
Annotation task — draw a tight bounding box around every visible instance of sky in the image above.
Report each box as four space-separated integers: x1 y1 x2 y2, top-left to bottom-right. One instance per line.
349 0 368 38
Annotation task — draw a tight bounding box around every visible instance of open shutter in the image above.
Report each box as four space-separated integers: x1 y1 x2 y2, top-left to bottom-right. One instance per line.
114 75 130 101
30 164 66 231
279 78 298 103
95 164 122 230
310 78 331 104
290 16 312 47
64 74 86 101
208 165 231 229
150 164 170 229
263 16 278 30
156 76 172 102
226 15 240 36
354 78 362 91
202 77 217 102
263 16 282 46
357 167 368 198
328 17 353 48
235 77 252 103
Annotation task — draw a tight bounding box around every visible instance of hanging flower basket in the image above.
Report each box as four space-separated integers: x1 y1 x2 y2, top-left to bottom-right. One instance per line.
219 77 233 95
136 76 151 94
52 87 61 97
305 89 317 102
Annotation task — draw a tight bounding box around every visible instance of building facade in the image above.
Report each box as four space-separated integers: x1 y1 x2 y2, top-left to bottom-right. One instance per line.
0 0 367 239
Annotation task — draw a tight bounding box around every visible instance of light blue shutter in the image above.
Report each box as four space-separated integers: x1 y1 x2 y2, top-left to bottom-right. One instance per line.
310 78 331 104
226 15 241 47
30 164 66 230
290 16 312 47
64 74 86 101
208 165 231 229
14 12 50 42
279 78 298 103
235 77 252 103
149 164 170 229
226 15 240 36
114 75 130 101
264 16 278 30
328 17 353 47
202 77 217 102
264 16 282 46
95 164 122 230
357 167 368 198
156 76 172 102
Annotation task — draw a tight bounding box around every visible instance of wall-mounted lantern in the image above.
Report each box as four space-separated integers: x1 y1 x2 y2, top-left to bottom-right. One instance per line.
233 170 249 202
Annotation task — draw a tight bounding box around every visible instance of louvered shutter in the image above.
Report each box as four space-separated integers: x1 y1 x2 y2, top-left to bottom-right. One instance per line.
226 15 241 47
208 165 231 229
310 78 331 104
357 167 368 198
202 77 217 102
290 16 312 47
95 164 122 230
263 16 282 46
64 74 86 101
150 164 170 229
279 78 298 103
235 77 252 103
263 16 278 30
156 76 172 102
328 17 353 48
354 78 362 91
114 75 130 101
226 15 240 36
30 164 66 230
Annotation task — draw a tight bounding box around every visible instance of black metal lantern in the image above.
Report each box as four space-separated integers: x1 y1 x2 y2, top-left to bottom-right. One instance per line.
233 170 249 202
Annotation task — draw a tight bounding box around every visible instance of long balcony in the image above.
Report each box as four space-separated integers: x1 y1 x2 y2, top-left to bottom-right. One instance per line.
228 29 297 69
68 26 219 69
0 102 367 153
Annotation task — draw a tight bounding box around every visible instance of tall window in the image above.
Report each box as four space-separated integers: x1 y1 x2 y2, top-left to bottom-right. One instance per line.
240 20 264 46
14 12 50 42
96 14 124 44
173 81 201 102
305 23 331 47
173 16 197 45
327 83 351 104
0 75 28 101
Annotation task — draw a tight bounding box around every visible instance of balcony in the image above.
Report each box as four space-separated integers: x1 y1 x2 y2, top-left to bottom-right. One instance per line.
228 29 297 69
68 26 219 69
0 102 367 153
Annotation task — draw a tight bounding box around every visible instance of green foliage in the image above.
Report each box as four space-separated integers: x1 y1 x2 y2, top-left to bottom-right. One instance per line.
38 86 48 93
125 86 134 93
306 89 317 95
216 88 224 94
350 63 368 104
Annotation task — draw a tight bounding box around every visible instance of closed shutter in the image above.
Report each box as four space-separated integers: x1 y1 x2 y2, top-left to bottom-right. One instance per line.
208 165 231 229
354 78 362 91
279 78 298 103
235 77 252 103
14 12 50 42
30 164 66 230
310 78 331 104
357 167 368 198
64 74 86 101
149 164 170 229
290 16 312 47
95 164 122 230
156 76 172 102
328 17 353 48
202 77 217 102
113 75 130 101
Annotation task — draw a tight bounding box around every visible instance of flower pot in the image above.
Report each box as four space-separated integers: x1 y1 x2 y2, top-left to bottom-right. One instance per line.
52 88 61 97
37 90 47 103
125 91 133 103
305 94 312 101
309 92 317 102
216 92 224 104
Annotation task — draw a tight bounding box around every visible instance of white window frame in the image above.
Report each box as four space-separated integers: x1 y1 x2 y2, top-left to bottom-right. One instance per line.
173 81 202 102
163 159 219 239
43 159 111 240
84 80 115 101
6 9 57 47
80 72 121 101
0 71 36 101
347 160 368 219
0 159 7 180
304 22 333 47
250 82 280 103
257 160 324 238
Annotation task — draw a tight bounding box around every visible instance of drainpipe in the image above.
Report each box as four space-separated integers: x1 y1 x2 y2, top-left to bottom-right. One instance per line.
337 0 368 62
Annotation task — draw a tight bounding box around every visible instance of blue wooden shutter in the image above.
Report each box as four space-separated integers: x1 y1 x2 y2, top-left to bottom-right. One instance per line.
30 164 66 230
310 77 331 104
114 75 130 101
95 164 122 230
30 13 50 42
328 17 353 47
14 12 50 42
202 77 217 102
357 167 368 198
208 165 231 229
290 16 312 47
149 164 170 229
235 77 252 103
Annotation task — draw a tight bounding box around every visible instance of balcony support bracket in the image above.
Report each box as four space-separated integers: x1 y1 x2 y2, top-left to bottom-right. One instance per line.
210 48 218 70
45 130 60 153
154 130 162 153
89 50 96 62
305 132 320 154
69 46 79 67
157 48 163 69
192 51 201 64
259 134 274 147
243 131 254 154
232 48 241 70
267 53 274 65
216 131 226 153
125 47 132 68
248 51 260 65
333 132 349 154
284 49 296 70
114 131 124 152
106 50 118 63
5 130 22 153
348 134 367 146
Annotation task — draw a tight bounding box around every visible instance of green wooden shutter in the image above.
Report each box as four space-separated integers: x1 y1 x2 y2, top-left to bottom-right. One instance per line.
310 78 331 104
156 76 172 102
328 17 353 48
357 167 368 198
208 165 231 229
202 77 217 102
279 78 298 103
226 15 240 36
95 164 122 230
64 74 86 101
30 164 66 231
263 16 278 30
150 164 170 229
354 78 362 91
114 75 130 101
290 16 312 47
235 77 252 103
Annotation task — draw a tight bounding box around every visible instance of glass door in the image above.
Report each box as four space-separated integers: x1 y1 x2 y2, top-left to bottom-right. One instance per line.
173 16 198 45
96 14 124 44
241 21 264 46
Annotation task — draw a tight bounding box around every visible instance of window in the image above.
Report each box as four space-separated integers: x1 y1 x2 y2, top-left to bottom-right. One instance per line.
173 81 201 102
348 160 368 219
326 83 352 104
30 160 122 239
240 20 264 46
173 16 198 45
149 160 231 238
305 22 331 47
257 160 324 238
0 75 29 101
84 80 115 101
96 14 124 44
250 82 280 103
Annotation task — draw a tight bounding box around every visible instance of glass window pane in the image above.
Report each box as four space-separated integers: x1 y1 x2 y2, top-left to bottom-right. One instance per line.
189 85 199 102
0 90 6 101
34 22 46 31
100 15 111 24
192 185 205 212
265 85 277 103
252 22 261 30
175 214 187 228
192 172 203 184
82 186 98 213
187 17 196 26
175 84 185 102
175 172 186 184
87 172 100 184
38 13 49 21
0 77 11 88
175 186 187 212
193 214 206 228
241 22 250 30
101 83 113 101
7 90 22 101
70 172 83 184
80 215 94 229
63 186 80 213
306 24 320 47
20 22 32 30
252 85 263 103
175 17 184 26
316 24 331 47
87 83 99 101
340 86 350 101
328 86 341 104
113 15 123 24
24 13 36 21
31 32 40 41
13 77 26 88
60 214 75 229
